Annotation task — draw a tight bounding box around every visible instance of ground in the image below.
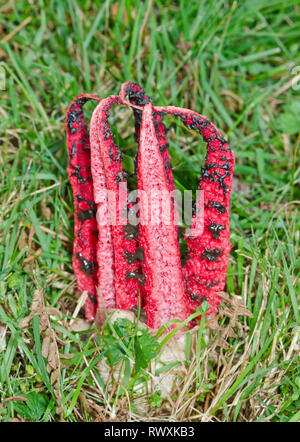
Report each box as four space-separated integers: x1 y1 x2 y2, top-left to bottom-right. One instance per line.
0 0 299 422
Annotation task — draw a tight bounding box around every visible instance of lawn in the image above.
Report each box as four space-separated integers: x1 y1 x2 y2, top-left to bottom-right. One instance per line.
0 0 299 422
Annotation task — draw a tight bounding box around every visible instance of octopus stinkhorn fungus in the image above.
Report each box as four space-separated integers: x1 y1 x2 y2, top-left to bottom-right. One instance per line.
66 82 235 329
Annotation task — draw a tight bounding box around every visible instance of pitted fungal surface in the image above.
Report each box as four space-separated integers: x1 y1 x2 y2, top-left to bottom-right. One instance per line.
66 83 235 328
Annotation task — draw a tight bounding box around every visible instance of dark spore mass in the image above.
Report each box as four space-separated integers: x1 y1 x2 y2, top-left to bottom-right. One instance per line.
190 293 202 302
88 294 98 305
71 165 92 183
125 270 145 285
76 195 96 222
67 105 84 134
126 83 151 106
125 248 145 263
206 200 226 213
77 208 96 223
123 224 139 240
207 221 225 239
201 247 224 262
76 252 97 277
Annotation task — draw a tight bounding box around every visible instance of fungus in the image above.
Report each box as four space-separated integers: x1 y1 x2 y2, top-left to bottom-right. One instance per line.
66 83 235 328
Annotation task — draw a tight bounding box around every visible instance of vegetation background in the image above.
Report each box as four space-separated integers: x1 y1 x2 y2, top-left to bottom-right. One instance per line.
0 0 299 422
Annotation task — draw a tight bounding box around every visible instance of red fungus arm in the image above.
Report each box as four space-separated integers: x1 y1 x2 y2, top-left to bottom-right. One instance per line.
119 82 176 192
92 96 144 311
89 103 116 311
66 94 101 320
154 105 235 315
137 103 191 329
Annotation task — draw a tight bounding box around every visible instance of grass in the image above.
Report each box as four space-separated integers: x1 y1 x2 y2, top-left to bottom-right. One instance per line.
0 0 299 422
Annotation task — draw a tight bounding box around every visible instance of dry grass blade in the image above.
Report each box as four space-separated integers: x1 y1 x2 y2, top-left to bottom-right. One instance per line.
0 396 28 414
19 289 64 417
1 17 32 44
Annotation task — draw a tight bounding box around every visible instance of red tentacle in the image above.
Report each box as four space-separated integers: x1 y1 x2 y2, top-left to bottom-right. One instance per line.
137 103 191 329
93 96 144 311
90 103 116 311
154 105 235 315
120 82 175 192
66 94 101 320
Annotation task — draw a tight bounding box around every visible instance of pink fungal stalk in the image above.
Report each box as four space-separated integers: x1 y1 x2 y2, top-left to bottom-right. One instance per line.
66 82 235 328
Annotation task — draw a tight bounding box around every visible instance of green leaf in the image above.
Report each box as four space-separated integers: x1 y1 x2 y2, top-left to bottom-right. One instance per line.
7 273 24 290
103 318 134 367
134 329 159 374
278 101 300 135
150 390 163 407
278 113 300 135
14 392 49 421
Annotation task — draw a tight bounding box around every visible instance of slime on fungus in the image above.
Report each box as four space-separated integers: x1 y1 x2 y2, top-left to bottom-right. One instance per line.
66 82 235 329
